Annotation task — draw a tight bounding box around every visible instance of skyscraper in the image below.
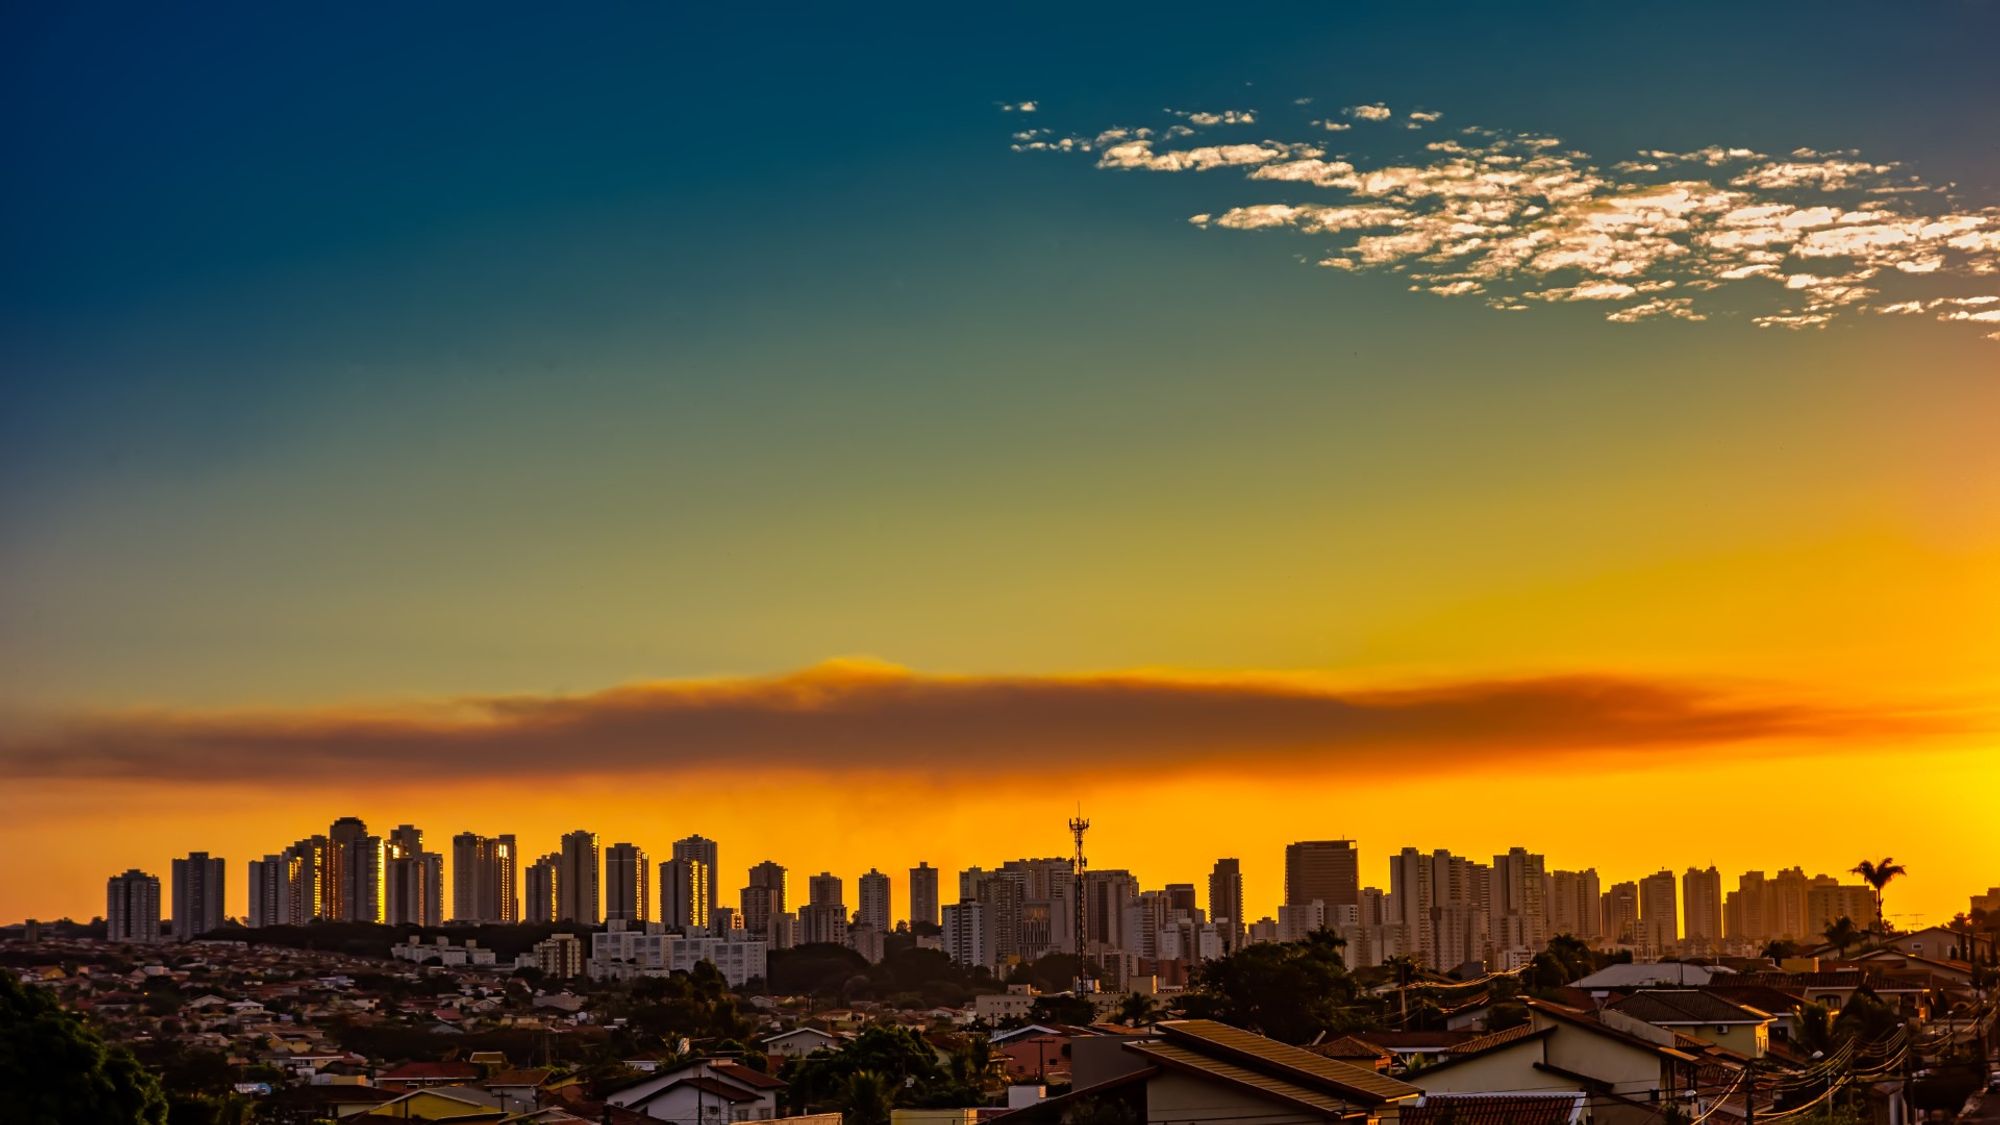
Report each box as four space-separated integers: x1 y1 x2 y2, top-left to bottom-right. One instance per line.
107 869 162 943
385 825 443 927
741 860 788 939
909 862 940 930
1638 870 1679 953
1490 847 1548 951
558 830 600 924
661 857 711 932
1285 840 1360 910
247 854 288 928
525 853 560 923
170 852 226 941
328 816 384 923
605 842 650 923
673 834 721 917
802 872 847 946
1547 869 1602 941
857 869 891 933
451 832 519 924
1682 866 1724 951
1601 881 1640 945
1208 858 1244 952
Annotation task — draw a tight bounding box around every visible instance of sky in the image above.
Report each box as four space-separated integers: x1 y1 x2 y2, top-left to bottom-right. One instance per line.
3 2 1998 929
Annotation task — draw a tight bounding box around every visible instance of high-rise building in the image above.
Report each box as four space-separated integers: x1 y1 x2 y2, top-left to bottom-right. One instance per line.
1285 840 1360 910
1082 869 1139 952
1601 881 1640 945
1547 869 1602 942
673 835 721 917
247 855 288 928
1682 866 1724 951
107 869 162 943
1208 858 1245 952
801 872 847 946
910 862 940 930
741 861 788 940
605 842 650 923
327 817 384 923
555 830 600 924
661 857 711 932
1490 847 1548 951
974 874 1024 970
1725 871 1768 942
858 869 891 934
282 836 332 924
450 832 519 924
1638 870 1679 953
525 853 560 923
385 826 443 927
942 901 986 969
170 852 226 941
1387 848 1434 960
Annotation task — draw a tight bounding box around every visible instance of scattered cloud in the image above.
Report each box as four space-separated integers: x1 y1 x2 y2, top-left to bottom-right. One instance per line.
1009 100 2000 339
1171 108 1258 126
0 661 1959 784
999 100 1038 113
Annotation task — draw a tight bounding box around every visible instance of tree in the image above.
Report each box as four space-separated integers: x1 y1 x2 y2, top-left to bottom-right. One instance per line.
1762 939 1801 963
1177 929 1373 1044
1822 916 1862 958
785 1026 968 1117
0 971 169 1124
1850 858 1907 933
1027 992 1098 1026
1115 992 1159 1027
837 1071 897 1125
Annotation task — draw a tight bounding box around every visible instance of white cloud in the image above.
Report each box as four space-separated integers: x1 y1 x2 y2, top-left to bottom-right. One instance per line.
1000 100 1038 113
1015 100 2000 340
1409 110 1443 124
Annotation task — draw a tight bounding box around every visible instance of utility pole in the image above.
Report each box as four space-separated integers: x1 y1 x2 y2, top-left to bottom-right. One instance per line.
1070 813 1091 996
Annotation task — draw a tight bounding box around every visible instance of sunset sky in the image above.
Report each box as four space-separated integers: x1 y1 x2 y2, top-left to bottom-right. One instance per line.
3 3 1998 927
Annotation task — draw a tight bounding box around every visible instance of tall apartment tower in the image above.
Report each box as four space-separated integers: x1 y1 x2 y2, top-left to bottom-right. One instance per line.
801 872 847 946
605 842 650 923
1547 869 1603 942
909 862 941 930
1208 858 1245 952
327 816 384 923
525 853 560 923
661 857 711 933
284 836 332 924
107 869 163 943
1490 847 1548 951
170 852 226 941
1601 881 1641 944
1638 870 1679 953
450 832 519 924
384 825 443 927
248 855 289 928
558 830 601 924
1682 866 1724 951
1387 848 1435 959
673 835 721 917
857 869 892 933
741 860 788 939
1285 840 1360 910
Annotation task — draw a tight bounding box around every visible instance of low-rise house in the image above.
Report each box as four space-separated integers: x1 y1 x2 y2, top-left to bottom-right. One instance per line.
1009 1019 1422 1125
604 1059 787 1123
1604 991 1774 1058
761 1026 844 1059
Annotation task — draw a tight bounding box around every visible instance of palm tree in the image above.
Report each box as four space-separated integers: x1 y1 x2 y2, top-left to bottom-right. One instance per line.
1850 857 1907 934
1823 916 1861 958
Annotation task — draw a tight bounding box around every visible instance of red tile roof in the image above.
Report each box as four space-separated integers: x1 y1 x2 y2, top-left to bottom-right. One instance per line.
1403 1094 1580 1125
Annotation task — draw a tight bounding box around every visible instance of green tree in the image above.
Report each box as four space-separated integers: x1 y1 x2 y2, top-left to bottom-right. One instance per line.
1177 929 1373 1044
1114 992 1159 1027
786 1025 970 1116
1849 858 1906 934
1027 993 1097 1026
1762 939 1801 963
837 1071 897 1125
0 971 169 1124
1822 916 1862 958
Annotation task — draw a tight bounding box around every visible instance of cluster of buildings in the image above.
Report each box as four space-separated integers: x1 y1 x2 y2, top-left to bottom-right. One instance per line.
99 827 1931 991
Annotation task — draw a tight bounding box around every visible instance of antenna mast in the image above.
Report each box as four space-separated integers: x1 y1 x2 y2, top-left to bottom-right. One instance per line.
1069 812 1091 995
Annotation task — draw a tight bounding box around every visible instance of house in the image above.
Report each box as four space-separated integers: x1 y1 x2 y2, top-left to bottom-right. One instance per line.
604 1059 787 1123
761 1026 844 1059
1574 964 1720 990
1603 991 1774 1058
1008 1018 1422 1125
359 1086 510 1121
380 1061 487 1090
1846 948 1976 987
1877 926 1995 965
1404 1000 1716 1114
1402 1092 1588 1125
482 1068 557 1115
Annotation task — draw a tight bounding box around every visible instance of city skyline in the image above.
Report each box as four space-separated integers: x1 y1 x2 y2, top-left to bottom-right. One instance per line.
48 811 1976 945
5 4 1999 944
